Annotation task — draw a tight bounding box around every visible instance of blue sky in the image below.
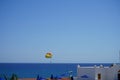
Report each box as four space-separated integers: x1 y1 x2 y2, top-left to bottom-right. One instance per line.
0 0 120 63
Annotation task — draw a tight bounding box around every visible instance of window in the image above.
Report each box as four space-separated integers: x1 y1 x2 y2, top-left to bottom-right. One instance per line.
98 73 101 80
118 70 120 80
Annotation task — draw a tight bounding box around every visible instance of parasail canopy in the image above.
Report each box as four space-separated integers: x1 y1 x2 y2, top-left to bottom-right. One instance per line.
45 52 53 58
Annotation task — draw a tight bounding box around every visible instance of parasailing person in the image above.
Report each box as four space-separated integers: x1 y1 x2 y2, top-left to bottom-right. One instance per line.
45 52 53 63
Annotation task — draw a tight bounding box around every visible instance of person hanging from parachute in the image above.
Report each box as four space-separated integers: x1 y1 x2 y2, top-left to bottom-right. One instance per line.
45 52 53 63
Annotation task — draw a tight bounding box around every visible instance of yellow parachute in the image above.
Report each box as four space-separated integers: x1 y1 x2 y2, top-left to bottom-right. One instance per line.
45 52 53 58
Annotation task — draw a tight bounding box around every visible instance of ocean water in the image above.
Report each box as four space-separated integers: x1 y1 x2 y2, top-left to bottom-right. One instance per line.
0 63 112 78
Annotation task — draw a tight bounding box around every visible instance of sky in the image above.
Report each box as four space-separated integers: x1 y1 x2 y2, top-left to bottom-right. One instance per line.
0 0 120 63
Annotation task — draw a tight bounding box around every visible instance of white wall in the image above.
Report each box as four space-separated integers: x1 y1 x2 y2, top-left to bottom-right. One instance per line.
77 67 95 80
106 67 115 80
95 67 107 80
77 64 120 80
106 64 120 80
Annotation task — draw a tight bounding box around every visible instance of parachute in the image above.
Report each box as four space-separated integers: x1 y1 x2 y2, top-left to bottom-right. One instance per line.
45 52 53 58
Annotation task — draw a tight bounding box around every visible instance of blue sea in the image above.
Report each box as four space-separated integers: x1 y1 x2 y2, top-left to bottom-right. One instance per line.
0 63 112 78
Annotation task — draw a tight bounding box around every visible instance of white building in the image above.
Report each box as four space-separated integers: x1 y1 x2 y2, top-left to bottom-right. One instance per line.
77 64 120 80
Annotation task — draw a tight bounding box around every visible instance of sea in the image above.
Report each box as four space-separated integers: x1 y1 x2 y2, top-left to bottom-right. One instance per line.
0 63 112 78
